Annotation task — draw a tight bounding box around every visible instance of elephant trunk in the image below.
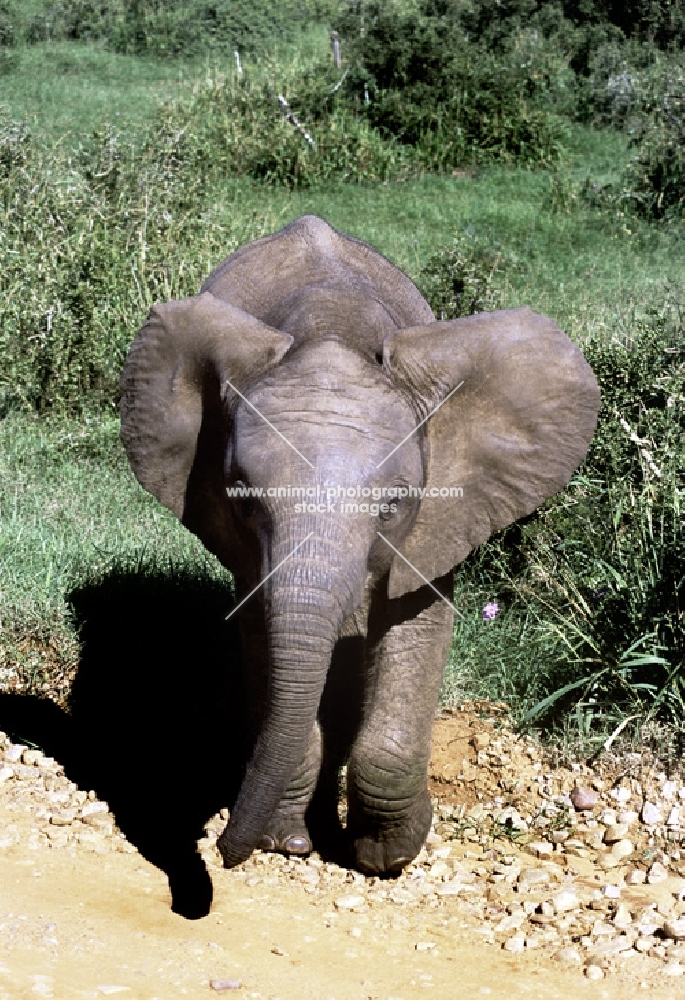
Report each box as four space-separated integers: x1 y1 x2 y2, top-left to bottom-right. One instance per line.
217 528 358 867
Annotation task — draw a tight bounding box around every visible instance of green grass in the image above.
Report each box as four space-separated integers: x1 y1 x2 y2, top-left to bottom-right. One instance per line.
0 26 332 142
0 411 232 699
0 41 201 141
211 148 683 345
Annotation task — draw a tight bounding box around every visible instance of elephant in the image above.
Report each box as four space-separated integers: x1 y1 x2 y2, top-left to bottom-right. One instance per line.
120 214 600 877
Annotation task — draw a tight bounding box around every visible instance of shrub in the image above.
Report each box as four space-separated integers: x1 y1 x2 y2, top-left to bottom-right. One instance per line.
25 0 115 42
138 66 411 188
0 110 273 414
0 0 16 46
24 0 324 55
0 0 18 73
418 233 509 319
622 64 685 219
336 1 570 168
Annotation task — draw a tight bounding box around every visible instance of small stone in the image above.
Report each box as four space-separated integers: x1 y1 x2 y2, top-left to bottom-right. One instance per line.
415 942 436 951
81 801 108 818
611 839 634 859
0 767 13 784
270 946 287 957
662 962 684 977
517 868 550 888
617 810 639 826
209 980 242 991
626 869 646 885
590 936 635 957
14 763 38 779
663 919 685 940
603 884 622 898
83 813 114 832
4 745 26 763
571 786 598 811
428 861 450 878
552 891 579 914
598 854 621 870
667 807 681 827
648 861 669 884
50 810 76 826
495 913 525 933
502 934 526 953
334 895 365 911
613 903 632 927
585 965 604 980
642 802 664 826
527 841 553 859
554 947 582 964
550 830 569 844
604 824 630 843
22 749 42 765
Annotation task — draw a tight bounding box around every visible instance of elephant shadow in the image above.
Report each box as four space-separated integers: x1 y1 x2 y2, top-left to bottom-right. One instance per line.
0 566 248 920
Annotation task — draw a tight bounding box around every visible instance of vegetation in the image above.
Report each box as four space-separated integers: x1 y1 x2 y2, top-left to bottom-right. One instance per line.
0 1 683 753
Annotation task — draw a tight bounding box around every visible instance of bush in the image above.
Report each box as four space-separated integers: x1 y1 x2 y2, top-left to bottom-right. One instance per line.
337 1 570 168
0 110 272 414
418 233 510 319
457 307 685 732
25 0 115 42
138 65 412 188
621 64 685 219
24 0 325 54
0 0 18 73
0 0 16 46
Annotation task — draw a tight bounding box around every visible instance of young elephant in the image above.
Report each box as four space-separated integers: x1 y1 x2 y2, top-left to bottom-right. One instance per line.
120 215 599 876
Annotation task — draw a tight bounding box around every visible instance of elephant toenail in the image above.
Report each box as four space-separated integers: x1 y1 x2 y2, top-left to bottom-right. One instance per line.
258 834 276 851
283 834 311 855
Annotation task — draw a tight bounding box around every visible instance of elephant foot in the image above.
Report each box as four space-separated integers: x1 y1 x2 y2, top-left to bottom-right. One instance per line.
257 808 312 856
258 831 311 855
349 791 433 876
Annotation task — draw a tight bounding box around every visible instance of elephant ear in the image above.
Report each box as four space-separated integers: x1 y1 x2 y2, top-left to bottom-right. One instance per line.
382 307 600 599
120 291 293 558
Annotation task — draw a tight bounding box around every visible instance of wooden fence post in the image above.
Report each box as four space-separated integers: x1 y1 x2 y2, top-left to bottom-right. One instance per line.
331 30 341 69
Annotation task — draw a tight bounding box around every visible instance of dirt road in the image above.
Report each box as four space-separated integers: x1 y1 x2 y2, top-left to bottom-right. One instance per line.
2 712 685 1000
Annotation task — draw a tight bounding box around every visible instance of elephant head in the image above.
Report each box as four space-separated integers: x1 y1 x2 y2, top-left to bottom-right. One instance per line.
120 215 599 869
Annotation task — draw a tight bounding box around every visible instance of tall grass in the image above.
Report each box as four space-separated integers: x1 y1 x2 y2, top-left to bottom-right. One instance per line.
438 297 684 746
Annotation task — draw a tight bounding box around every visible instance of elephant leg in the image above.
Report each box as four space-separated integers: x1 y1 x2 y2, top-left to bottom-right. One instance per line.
346 573 454 875
238 593 321 856
257 722 321 855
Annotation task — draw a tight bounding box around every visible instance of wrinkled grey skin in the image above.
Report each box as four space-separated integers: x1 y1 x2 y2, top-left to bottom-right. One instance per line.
120 215 600 875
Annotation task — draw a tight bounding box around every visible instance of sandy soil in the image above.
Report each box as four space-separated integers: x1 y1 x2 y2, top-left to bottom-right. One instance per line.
1 713 684 1000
